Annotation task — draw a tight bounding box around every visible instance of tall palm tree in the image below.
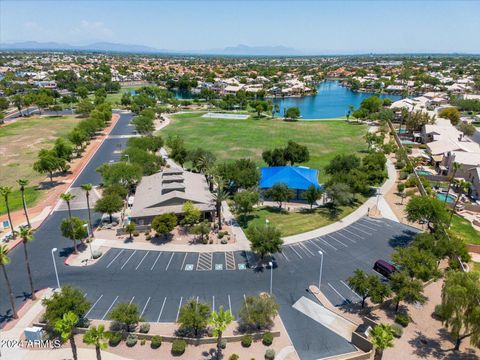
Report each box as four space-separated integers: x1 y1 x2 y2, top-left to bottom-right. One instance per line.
55 311 79 360
19 227 36 300
60 193 78 254
444 162 462 204
83 324 109 360
0 245 18 319
209 306 234 359
0 186 16 239
17 179 31 228
212 177 228 230
449 179 470 225
81 183 94 238
370 323 395 360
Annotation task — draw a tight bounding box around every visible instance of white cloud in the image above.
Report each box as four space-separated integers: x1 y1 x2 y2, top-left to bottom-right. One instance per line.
74 20 114 38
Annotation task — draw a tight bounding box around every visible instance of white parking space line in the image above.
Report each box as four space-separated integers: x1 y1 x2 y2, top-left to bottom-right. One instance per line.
340 280 362 300
306 239 325 252
106 249 124 268
298 242 315 256
176 297 183 322
85 294 103 318
293 244 310 257
121 250 137 269
350 226 371 236
342 228 363 239
102 296 119 320
141 297 151 317
165 253 175 271
356 222 377 232
326 234 348 248
180 253 188 270
359 219 382 229
289 245 303 259
334 231 357 243
135 251 150 270
228 295 232 313
150 252 163 270
129 296 135 305
328 283 348 303
364 217 391 227
319 238 338 251
157 297 167 322
212 296 215 312
279 251 290 262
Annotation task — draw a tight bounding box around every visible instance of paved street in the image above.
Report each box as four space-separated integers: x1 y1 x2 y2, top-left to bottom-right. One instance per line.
0 111 419 360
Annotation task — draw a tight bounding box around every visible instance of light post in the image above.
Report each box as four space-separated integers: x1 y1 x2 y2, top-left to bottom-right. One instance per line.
51 248 60 289
83 223 94 259
318 251 324 291
376 188 381 209
269 261 273 295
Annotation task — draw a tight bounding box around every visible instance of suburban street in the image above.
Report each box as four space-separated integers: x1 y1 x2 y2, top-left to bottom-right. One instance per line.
0 111 418 359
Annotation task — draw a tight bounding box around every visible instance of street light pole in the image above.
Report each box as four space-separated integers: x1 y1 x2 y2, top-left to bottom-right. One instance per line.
318 251 324 291
51 248 60 289
83 224 94 259
269 261 273 295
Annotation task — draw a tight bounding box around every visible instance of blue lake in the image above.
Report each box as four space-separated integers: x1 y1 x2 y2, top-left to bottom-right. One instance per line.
273 81 401 119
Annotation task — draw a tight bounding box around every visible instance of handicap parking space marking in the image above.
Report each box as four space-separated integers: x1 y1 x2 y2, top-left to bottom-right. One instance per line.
165 253 175 271
215 263 224 270
156 297 167 322
334 231 357 244
318 237 338 251
106 249 125 268
150 252 163 270
288 245 303 259
340 280 363 300
298 242 315 256
238 263 247 270
197 252 213 271
326 234 348 248
102 295 119 320
225 251 236 270
121 250 137 270
341 228 364 239
135 251 150 270
185 264 194 271
85 294 103 318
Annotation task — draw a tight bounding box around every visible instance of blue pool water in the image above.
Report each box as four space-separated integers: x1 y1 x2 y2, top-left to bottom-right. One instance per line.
272 81 401 119
416 170 433 176
437 193 456 203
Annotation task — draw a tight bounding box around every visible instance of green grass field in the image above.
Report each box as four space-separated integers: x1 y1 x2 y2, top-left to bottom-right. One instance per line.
162 112 368 182
451 214 480 245
90 86 142 106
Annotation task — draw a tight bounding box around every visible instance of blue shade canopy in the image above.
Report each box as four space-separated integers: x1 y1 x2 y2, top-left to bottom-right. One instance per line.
260 166 320 190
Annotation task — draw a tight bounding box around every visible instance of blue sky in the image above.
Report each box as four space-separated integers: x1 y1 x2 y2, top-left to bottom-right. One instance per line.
1 0 479 54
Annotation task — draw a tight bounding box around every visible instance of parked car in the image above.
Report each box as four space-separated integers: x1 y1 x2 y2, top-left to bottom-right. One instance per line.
373 259 397 278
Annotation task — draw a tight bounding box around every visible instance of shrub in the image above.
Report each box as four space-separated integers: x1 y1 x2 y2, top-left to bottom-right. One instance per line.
218 231 225 239
126 334 138 347
221 238 228 244
391 324 404 338
241 334 252 347
397 183 405 193
229 355 239 360
139 323 150 333
133 231 140 237
145 234 152 240
399 172 408 180
395 312 410 327
395 160 405 169
171 339 187 356
77 317 91 328
265 349 275 360
151 335 162 349
262 332 274 346
108 332 122 347
220 339 227 349
92 250 102 259
140 339 146 346
434 304 445 321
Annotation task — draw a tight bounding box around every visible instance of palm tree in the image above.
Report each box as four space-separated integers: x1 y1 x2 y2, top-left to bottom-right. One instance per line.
81 183 94 238
60 193 78 254
19 227 36 300
370 323 395 360
0 245 18 319
444 162 462 204
17 179 31 228
83 324 109 360
209 306 234 359
449 179 470 225
55 311 79 360
212 177 228 230
0 186 16 239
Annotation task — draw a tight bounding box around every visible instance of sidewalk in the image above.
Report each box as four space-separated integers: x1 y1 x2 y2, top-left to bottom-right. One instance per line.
0 113 121 251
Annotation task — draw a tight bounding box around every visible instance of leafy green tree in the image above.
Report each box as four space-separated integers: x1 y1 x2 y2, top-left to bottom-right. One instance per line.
0 186 15 239
181 201 201 226
55 311 79 360
17 179 31 227
68 128 88 151
42 285 91 326
33 149 66 183
96 162 143 188
103 184 128 200
391 246 440 282
0 245 18 319
83 324 109 360
233 190 259 222
262 148 287 167
390 271 426 313
303 185 323 210
76 86 89 99
191 221 211 242
94 194 123 223
405 196 449 232
247 224 283 260
76 98 94 116
19 227 36 300
370 324 395 360
109 303 143 332
325 154 361 175
124 223 136 239
439 107 461 126
238 294 279 331
347 269 391 308
210 306 234 359
151 213 177 238
441 271 480 351
177 299 211 337
283 141 309 165
326 182 355 210
53 138 73 162
132 115 155 135
458 122 476 137
284 107 300 121
265 183 294 209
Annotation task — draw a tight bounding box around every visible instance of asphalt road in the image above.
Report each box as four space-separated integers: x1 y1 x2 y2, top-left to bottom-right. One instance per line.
0 111 418 359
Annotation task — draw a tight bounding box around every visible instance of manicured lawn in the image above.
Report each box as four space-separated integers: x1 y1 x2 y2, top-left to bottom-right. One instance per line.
450 214 480 245
162 112 368 182
0 187 42 216
91 86 142 105
240 196 366 237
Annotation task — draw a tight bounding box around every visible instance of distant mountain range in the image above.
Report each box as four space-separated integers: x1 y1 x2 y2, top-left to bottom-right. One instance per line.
0 41 303 56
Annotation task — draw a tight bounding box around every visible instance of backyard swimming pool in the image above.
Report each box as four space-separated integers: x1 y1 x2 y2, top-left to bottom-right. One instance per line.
437 193 456 203
416 169 434 176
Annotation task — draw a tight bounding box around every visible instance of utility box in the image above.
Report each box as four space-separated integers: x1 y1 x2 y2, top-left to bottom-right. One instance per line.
24 326 44 341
